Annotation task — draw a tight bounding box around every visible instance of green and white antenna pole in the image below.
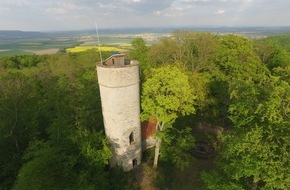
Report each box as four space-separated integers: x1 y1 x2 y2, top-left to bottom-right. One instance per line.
95 20 103 64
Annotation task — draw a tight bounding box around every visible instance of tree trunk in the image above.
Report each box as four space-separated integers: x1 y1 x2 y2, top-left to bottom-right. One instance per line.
153 138 161 169
153 121 164 169
13 135 19 152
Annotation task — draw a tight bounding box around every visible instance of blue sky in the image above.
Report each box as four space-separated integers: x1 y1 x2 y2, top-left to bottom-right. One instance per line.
0 0 289 31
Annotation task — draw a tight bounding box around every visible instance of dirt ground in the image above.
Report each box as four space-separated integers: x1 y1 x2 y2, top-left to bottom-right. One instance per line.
25 48 60 55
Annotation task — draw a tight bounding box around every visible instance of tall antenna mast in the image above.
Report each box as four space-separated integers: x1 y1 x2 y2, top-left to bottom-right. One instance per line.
95 20 103 64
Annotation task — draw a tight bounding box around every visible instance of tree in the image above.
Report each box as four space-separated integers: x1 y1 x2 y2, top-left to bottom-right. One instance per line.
202 124 290 190
13 141 77 190
171 31 218 72
148 31 218 72
0 71 41 189
206 34 264 125
13 132 112 190
11 54 113 189
202 70 290 189
161 126 195 170
273 65 290 84
268 47 290 70
130 37 150 79
141 65 196 169
0 72 36 152
215 34 262 77
201 34 290 189
130 38 148 63
228 70 290 189
149 36 177 66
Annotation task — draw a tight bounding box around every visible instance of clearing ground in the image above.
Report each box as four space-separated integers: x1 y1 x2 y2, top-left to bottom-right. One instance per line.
134 163 158 190
133 157 215 190
25 48 60 55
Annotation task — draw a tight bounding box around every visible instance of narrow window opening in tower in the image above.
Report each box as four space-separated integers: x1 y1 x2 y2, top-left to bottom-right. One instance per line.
112 58 115 65
129 132 134 145
133 158 137 168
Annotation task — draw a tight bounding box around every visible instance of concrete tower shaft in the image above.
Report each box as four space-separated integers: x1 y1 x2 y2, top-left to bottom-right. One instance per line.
97 54 141 171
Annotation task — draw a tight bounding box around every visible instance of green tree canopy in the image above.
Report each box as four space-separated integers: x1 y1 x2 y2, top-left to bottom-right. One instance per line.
130 37 150 79
202 68 290 189
141 65 196 169
149 31 218 72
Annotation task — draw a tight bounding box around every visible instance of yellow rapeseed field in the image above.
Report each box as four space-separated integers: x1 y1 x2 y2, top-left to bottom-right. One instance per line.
119 43 132 47
66 46 124 53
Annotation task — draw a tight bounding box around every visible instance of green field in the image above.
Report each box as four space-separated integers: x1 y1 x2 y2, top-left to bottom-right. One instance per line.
0 37 79 56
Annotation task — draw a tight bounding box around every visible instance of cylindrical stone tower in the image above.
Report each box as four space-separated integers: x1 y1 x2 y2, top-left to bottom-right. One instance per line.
97 54 141 171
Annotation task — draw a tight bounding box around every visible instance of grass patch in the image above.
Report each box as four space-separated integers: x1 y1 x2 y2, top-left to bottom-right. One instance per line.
0 50 32 56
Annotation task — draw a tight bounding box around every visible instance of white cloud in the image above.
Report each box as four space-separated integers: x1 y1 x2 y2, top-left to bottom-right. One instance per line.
180 0 252 3
180 0 209 2
152 3 191 18
46 7 66 15
215 9 226 14
1 0 29 6
0 6 10 13
0 0 290 31
173 5 193 11
45 2 90 16
99 3 117 9
61 2 88 11
154 11 161 16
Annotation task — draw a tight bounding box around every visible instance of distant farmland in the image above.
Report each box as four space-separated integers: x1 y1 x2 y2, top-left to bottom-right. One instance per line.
0 37 79 56
0 34 138 56
0 35 150 56
2 26 290 57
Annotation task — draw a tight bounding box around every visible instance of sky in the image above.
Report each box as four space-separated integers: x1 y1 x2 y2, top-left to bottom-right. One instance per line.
0 0 289 31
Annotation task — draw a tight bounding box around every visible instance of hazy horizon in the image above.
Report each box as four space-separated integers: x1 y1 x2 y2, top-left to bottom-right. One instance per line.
1 25 290 34
0 0 290 31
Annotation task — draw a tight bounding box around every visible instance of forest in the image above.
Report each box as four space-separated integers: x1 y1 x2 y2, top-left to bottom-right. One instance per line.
0 31 289 190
